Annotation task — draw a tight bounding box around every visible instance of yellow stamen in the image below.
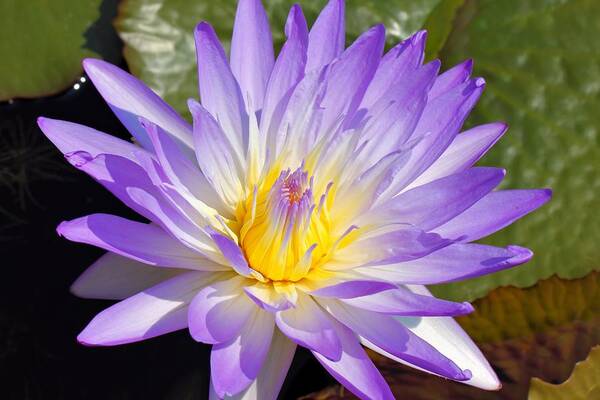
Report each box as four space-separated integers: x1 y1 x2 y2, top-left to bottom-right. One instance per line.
238 166 333 282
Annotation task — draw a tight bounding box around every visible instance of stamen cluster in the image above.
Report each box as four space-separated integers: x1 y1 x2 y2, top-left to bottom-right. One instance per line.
240 167 330 281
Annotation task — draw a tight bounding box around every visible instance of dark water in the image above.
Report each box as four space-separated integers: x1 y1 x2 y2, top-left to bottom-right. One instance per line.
0 66 331 399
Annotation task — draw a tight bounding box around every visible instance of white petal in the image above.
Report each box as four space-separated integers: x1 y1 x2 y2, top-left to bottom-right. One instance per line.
71 252 185 300
78 271 220 346
208 329 296 400
364 285 500 390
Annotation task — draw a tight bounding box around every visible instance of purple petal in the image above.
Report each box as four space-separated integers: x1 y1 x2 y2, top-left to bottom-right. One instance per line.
57 214 223 271
273 67 328 161
407 122 507 190
275 293 342 360
342 287 473 317
37 117 141 160
306 0 345 72
208 328 297 400
63 151 164 224
206 227 254 277
211 310 274 398
320 299 471 381
138 163 221 229
335 150 411 219
230 0 274 111
141 119 226 214
309 280 396 299
252 329 296 399
71 252 185 300
311 315 394 400
412 77 485 145
384 77 486 196
365 167 505 231
78 271 212 346
188 276 255 344
194 22 247 154
320 24 385 135
357 244 533 284
360 30 427 109
64 152 215 255
333 226 453 268
392 285 501 390
244 282 295 312
355 61 439 167
82 59 193 150
429 59 473 99
434 189 553 242
125 185 219 258
189 99 244 206
260 5 308 139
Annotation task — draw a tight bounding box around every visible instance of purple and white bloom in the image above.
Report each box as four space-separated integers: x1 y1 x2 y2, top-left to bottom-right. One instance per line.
38 0 551 399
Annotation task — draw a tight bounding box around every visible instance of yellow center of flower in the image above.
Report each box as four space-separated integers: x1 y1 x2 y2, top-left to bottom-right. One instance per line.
237 166 333 282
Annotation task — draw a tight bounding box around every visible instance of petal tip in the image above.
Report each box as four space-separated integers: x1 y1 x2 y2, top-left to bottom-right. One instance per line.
285 4 307 38
478 374 502 391
372 23 386 37
542 188 553 200
461 302 475 315
56 220 70 237
324 0 345 13
82 58 107 76
507 245 534 263
81 58 95 70
412 29 428 44
429 58 442 71
462 368 473 381
69 280 88 299
187 97 202 114
464 58 474 70
357 23 385 44
495 121 509 132
447 366 473 382
77 330 102 347
36 116 48 129
194 21 214 37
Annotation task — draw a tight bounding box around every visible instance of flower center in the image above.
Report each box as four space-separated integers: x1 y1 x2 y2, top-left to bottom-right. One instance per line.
238 166 332 281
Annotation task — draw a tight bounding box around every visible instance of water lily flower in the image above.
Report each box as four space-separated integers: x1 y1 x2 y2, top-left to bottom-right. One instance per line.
38 0 551 398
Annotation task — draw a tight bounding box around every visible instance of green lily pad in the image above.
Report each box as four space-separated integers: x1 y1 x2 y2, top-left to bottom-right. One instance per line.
305 272 600 400
529 346 600 400
421 0 465 61
0 0 121 100
431 0 600 301
114 0 448 118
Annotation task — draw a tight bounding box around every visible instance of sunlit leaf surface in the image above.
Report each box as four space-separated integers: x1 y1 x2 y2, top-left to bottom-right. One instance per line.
0 0 120 100
421 0 464 61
